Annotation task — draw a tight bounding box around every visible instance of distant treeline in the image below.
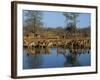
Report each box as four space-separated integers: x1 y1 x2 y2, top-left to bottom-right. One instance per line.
23 25 90 38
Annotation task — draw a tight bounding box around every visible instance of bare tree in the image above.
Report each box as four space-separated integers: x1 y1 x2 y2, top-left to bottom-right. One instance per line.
23 10 43 35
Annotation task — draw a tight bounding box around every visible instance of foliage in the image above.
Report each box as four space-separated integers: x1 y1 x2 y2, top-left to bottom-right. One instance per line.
63 12 80 28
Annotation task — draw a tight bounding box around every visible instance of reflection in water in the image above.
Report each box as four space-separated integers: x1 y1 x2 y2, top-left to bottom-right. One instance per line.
23 50 43 69
23 47 91 69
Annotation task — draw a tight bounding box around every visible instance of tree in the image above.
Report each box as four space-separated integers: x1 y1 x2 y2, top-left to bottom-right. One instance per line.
63 12 80 28
23 10 43 34
66 22 76 32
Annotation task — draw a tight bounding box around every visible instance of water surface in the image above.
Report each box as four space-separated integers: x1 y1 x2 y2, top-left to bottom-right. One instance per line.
23 48 91 69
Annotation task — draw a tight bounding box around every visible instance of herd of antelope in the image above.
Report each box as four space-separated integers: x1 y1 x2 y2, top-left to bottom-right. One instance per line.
24 37 90 49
